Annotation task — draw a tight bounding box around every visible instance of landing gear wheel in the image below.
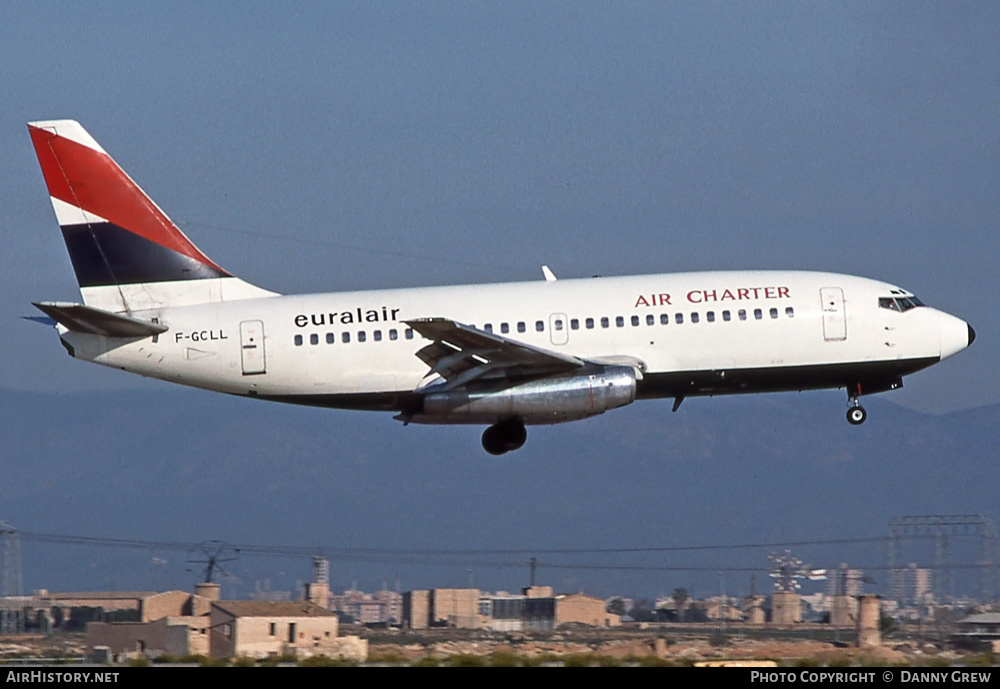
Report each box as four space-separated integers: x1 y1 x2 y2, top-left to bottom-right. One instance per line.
481 419 527 455
846 406 867 425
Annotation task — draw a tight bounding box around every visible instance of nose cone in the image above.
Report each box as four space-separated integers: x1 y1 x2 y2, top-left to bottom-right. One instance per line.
940 312 974 360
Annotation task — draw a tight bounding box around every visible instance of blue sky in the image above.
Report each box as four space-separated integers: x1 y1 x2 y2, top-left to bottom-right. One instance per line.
3 2 997 412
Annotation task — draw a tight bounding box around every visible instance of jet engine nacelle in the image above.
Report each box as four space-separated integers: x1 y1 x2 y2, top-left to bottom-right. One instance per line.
423 365 638 424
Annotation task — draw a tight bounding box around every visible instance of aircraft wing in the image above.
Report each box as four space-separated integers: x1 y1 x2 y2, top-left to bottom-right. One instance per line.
405 317 585 390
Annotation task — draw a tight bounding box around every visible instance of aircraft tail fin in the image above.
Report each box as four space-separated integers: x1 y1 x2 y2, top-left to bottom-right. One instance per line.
28 120 274 312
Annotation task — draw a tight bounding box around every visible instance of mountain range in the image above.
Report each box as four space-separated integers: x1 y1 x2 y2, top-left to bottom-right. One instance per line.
1 386 996 601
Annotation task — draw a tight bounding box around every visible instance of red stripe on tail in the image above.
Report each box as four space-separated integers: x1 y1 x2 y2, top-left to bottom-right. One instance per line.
28 125 226 273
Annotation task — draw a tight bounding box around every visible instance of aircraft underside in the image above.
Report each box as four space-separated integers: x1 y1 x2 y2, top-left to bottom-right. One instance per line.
256 355 934 412
250 355 937 454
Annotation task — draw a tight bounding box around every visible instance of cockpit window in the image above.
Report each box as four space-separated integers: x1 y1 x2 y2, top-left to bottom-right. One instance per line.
879 296 925 312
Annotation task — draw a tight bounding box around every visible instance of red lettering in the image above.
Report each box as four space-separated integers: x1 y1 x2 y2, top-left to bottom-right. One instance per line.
721 289 735 301
704 290 717 302
658 293 672 305
765 287 777 299
778 286 790 298
687 290 701 303
737 288 749 300
635 295 650 307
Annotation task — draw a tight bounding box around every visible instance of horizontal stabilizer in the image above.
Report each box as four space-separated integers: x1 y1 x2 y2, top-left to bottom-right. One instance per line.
32 302 167 338
22 315 57 327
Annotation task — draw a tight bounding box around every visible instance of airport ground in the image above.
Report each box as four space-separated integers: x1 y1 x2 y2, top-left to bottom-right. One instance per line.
2 623 996 667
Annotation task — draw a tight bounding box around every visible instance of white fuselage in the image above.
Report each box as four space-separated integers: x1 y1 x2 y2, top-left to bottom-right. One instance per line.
59 269 970 424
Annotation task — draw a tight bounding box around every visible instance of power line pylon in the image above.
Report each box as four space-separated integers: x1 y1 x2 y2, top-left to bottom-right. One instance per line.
0 522 25 634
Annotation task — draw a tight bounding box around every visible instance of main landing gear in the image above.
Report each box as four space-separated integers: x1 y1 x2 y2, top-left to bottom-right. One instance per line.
846 384 867 426
482 418 527 455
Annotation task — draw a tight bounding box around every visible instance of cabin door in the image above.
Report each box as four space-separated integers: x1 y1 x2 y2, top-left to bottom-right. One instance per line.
240 320 266 375
820 287 847 342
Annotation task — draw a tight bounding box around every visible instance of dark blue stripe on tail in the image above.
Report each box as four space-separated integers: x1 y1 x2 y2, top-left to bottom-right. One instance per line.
61 222 229 287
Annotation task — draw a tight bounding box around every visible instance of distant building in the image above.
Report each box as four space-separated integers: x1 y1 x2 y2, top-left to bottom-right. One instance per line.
402 590 432 630
477 588 620 631
90 595 368 662
771 591 802 624
742 595 766 624
701 596 742 622
827 564 866 598
902 564 933 606
85 590 214 660
555 593 621 627
484 595 525 632
88 615 210 659
953 612 1000 648
331 587 402 625
304 557 330 610
209 600 365 660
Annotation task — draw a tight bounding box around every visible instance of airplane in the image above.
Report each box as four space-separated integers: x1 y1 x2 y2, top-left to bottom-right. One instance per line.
26 120 976 455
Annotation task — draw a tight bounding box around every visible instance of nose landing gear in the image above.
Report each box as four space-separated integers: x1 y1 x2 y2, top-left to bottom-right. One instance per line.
846 404 867 425
846 384 866 425
482 418 527 455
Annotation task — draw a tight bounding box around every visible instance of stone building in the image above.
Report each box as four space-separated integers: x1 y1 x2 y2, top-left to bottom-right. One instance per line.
403 588 480 629
209 600 364 660
85 590 214 660
555 593 621 627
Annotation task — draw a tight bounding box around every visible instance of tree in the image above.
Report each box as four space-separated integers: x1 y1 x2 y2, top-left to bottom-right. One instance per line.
628 599 656 622
673 588 690 622
606 597 627 616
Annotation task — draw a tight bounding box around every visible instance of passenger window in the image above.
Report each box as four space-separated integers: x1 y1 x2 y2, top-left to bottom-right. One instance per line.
738 309 747 321
517 322 526 333
535 320 544 332
405 329 413 340
770 308 778 319
484 323 493 333
358 331 366 342
786 307 794 318
586 318 595 329
601 317 610 328
326 333 335 344
342 332 351 343
310 333 319 345
616 316 624 327
501 322 509 334
374 330 382 341
570 318 579 330
675 313 684 324
754 309 763 320
389 329 398 340
554 319 564 331
631 315 640 326
706 311 715 322
660 314 669 325
722 311 731 322
690 312 699 324
646 314 655 326
294 334 303 346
